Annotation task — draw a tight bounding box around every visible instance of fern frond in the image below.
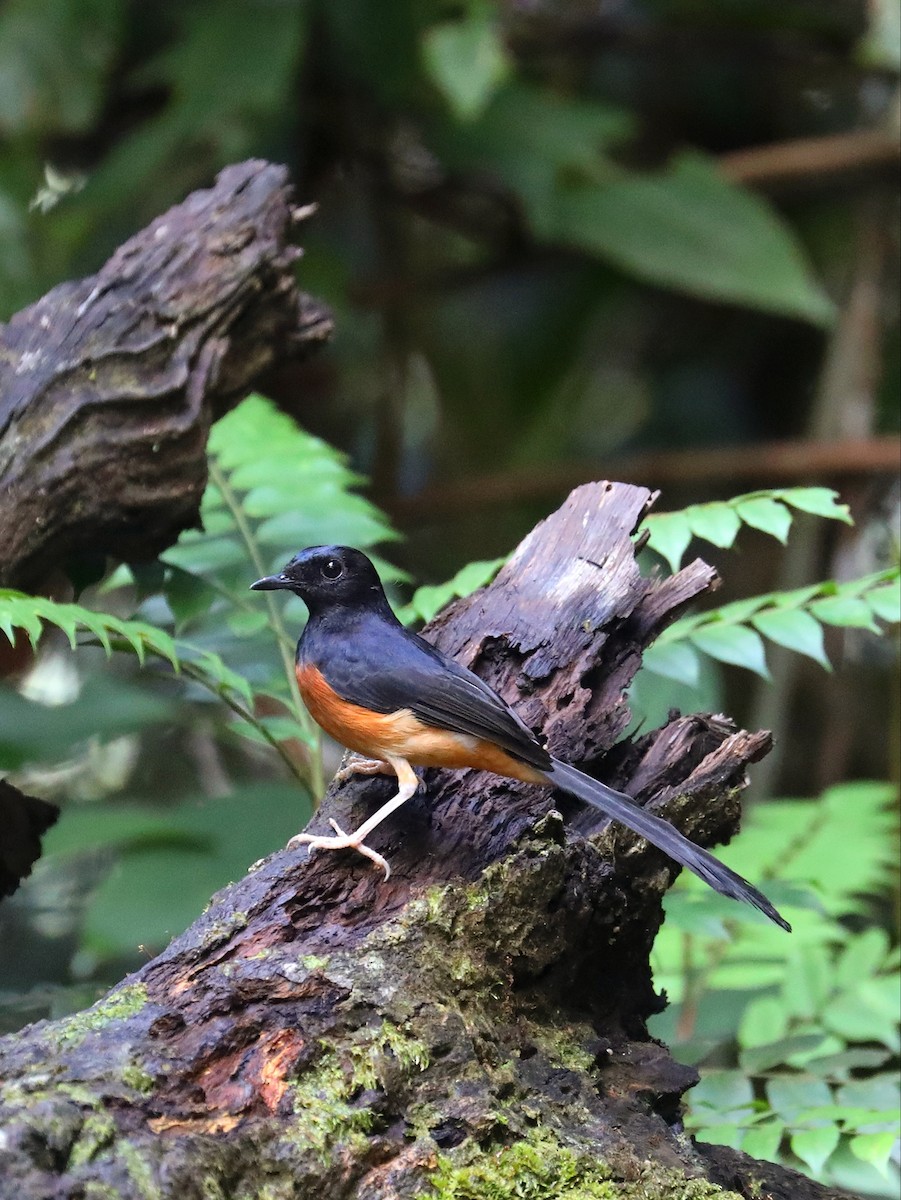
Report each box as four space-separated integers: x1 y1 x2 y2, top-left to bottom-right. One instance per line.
157 394 400 798
642 566 899 683
651 781 900 1186
0 591 253 707
643 487 853 572
397 557 507 626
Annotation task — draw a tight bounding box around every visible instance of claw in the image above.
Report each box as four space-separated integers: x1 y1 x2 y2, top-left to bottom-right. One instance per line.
333 756 391 785
286 828 392 878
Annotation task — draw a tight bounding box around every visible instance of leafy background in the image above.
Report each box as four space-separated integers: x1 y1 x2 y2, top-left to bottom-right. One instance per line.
0 1 898 1194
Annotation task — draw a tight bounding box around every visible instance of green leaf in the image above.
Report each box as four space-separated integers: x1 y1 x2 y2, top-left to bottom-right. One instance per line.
752 607 830 669
163 565 218 631
735 497 793 543
849 1131 898 1174
398 556 506 625
778 487 852 523
0 0 124 136
866 581 900 624
741 1121 784 1163
822 992 900 1050
225 608 270 638
693 1123 745 1149
229 715 316 749
791 1125 840 1175
738 996 789 1049
835 928 891 990
551 153 833 324
643 512 693 572
641 641 700 686
782 945 832 1020
690 623 769 677
0 676 175 770
810 595 880 632
178 646 254 707
432 82 632 231
52 785 312 957
692 1071 754 1115
422 13 510 121
805 1049 892 1077
837 1076 901 1114
685 502 742 549
740 1035 831 1075
767 1076 833 1119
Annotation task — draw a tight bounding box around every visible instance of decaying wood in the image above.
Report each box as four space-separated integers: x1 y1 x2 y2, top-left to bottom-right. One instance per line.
0 159 333 590
0 482 851 1200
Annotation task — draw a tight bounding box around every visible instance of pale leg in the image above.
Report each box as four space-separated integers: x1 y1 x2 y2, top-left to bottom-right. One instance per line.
288 757 420 879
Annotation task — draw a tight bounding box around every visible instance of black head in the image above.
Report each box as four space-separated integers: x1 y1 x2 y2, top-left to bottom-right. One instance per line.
250 545 387 612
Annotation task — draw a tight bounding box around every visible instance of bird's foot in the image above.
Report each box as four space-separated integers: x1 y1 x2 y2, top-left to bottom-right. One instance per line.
287 819 392 878
333 755 393 785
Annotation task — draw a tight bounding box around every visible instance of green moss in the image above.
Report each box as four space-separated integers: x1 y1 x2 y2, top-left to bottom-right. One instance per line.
300 953 329 971
235 1182 299 1200
122 1065 155 1094
55 983 149 1047
406 1100 444 1140
198 1177 228 1200
424 1136 618 1199
423 1134 737 1200
68 1112 117 1166
82 1184 126 1200
119 1141 162 1200
284 1018 430 1160
527 1023 595 1074
203 910 248 946
287 1053 375 1159
377 1020 429 1072
424 884 453 925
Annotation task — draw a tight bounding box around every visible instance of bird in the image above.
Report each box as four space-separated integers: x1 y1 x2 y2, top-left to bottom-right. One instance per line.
251 545 789 930
0 779 58 899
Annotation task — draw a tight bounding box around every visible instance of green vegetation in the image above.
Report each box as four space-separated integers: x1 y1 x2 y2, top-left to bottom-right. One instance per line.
650 780 899 1191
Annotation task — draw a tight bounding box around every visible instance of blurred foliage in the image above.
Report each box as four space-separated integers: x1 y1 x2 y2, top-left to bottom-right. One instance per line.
0 395 394 1024
643 487 853 573
650 781 900 1195
157 392 399 794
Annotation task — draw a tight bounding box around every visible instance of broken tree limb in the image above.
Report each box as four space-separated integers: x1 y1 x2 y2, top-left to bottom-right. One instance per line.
0 159 333 590
0 481 853 1200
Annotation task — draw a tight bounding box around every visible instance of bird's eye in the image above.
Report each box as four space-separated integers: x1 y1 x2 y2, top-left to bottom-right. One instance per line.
321 558 343 580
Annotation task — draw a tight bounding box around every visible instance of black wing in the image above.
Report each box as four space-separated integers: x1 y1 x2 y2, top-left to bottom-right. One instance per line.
315 615 551 772
0 780 59 899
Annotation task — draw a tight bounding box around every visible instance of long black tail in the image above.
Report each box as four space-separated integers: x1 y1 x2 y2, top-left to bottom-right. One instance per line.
544 758 790 931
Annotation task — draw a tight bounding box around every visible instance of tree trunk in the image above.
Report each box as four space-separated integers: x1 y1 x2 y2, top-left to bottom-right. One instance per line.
0 482 857 1200
0 159 332 591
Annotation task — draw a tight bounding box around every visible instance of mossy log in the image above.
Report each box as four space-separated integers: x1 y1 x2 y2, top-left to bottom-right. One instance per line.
0 159 332 591
0 482 858 1200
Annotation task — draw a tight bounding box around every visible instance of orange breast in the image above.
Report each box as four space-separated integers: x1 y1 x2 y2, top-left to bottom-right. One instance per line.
295 662 545 784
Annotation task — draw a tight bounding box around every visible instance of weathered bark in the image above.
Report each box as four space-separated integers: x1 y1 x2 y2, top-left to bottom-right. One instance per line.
0 159 333 590
0 482 854 1200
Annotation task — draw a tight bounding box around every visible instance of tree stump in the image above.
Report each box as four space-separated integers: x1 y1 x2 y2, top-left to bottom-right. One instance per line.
0 482 857 1200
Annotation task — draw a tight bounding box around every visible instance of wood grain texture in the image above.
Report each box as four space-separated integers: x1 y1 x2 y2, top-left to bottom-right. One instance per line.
0 159 332 588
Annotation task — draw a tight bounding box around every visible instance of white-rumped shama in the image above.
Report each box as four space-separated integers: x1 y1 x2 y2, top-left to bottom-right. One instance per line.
251 545 789 930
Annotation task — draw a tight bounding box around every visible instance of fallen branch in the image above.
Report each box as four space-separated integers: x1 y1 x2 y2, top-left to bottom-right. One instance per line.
0 159 332 590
